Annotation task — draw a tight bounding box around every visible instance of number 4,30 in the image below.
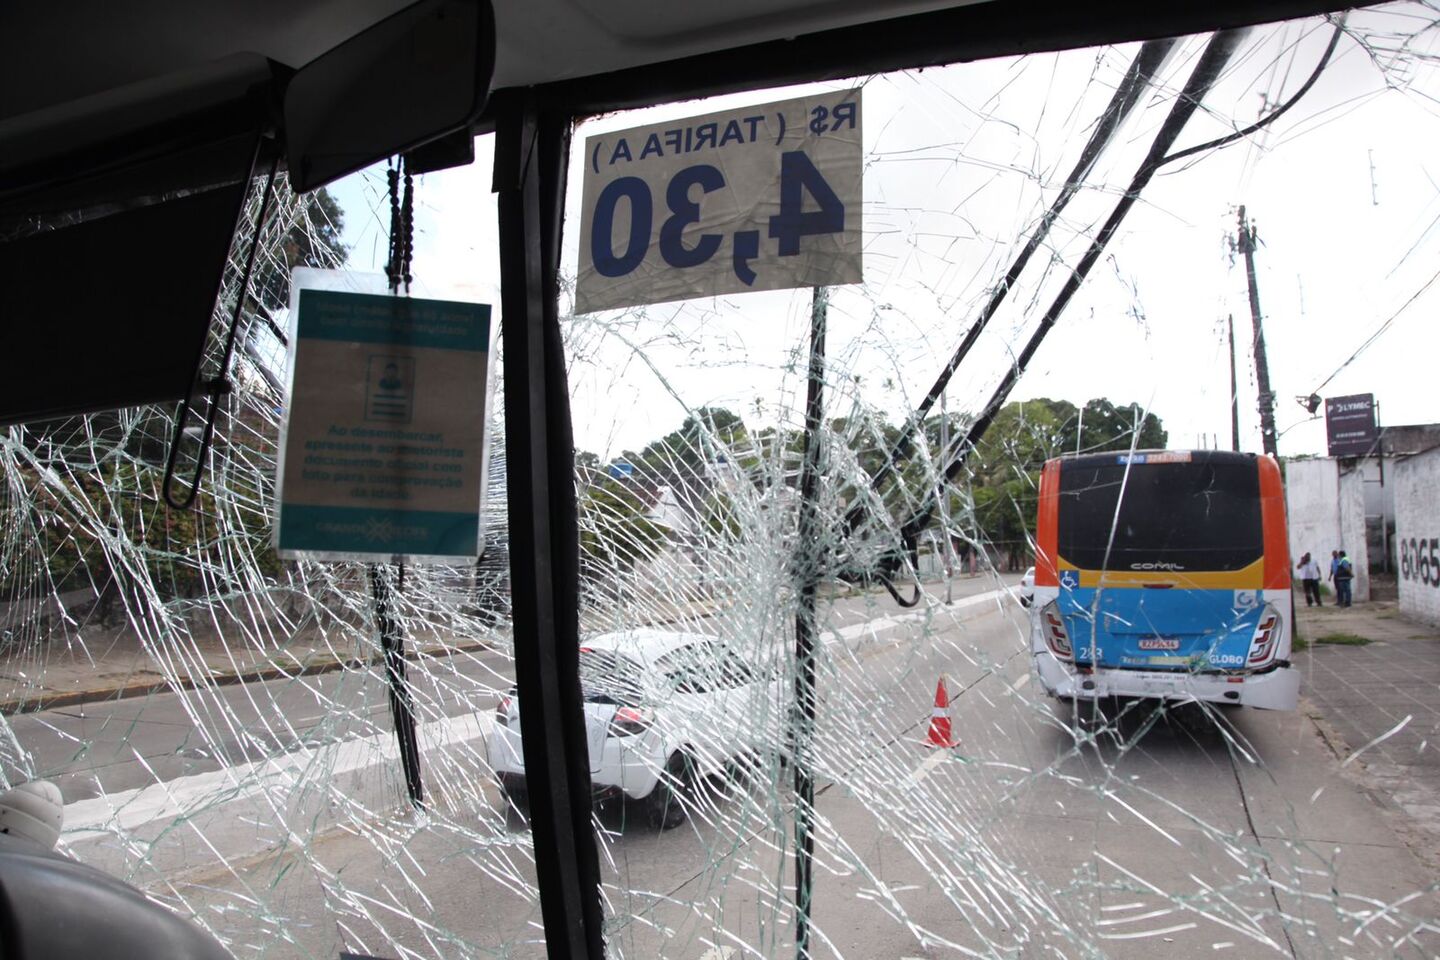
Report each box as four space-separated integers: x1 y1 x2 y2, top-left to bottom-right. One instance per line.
590 150 846 284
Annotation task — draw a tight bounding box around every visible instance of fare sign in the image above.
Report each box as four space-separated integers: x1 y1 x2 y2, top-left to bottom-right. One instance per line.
1325 393 1378 458
576 90 863 313
276 281 492 561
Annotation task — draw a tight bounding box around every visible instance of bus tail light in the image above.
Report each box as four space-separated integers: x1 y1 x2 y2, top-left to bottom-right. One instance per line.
1247 607 1281 667
1040 602 1073 661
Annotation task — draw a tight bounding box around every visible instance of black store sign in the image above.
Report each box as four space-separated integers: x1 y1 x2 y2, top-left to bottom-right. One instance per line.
1325 393 1378 457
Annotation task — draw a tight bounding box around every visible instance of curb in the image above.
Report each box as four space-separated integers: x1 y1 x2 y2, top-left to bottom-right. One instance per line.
1 597 732 716
0 639 495 716
3 587 992 717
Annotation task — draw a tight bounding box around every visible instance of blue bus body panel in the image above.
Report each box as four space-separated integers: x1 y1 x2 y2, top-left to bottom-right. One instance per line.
1057 587 1262 671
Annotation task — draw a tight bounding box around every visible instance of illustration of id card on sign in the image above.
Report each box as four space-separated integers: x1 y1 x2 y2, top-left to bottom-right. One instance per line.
576 89 863 313
275 269 493 562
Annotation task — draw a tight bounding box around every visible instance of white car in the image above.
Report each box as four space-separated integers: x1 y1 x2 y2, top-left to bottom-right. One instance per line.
1018 566 1035 607
487 629 782 829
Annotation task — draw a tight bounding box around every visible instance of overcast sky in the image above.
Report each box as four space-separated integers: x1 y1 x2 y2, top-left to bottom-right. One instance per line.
328 3 1440 462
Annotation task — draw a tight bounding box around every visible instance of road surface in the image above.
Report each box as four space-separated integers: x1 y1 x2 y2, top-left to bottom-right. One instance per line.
10 575 1438 958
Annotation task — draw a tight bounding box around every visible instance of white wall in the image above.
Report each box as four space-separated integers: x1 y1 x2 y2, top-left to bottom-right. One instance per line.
1394 447 1440 626
1339 466 1370 602
1285 458 1341 585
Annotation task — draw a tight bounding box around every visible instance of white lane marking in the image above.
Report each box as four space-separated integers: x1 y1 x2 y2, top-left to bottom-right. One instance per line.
905 748 951 786
827 587 1010 644
1097 922 1198 940
64 710 495 839
1011 674 1030 690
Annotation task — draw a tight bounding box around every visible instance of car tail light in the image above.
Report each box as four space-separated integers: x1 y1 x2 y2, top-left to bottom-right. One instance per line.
1041 602 1072 661
495 695 513 727
609 706 653 737
1247 607 1281 667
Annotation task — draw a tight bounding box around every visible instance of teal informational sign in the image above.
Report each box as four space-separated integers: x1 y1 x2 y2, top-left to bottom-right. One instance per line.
276 285 492 561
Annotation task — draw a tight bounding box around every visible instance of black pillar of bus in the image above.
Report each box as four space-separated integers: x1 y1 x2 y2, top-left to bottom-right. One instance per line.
494 92 606 960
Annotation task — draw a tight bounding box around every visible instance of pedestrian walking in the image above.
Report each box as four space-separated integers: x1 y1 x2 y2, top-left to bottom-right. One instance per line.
1334 549 1354 607
1296 552 1323 606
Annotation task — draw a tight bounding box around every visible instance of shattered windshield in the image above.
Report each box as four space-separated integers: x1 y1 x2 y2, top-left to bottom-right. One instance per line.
579 649 646 704
3 5 1440 960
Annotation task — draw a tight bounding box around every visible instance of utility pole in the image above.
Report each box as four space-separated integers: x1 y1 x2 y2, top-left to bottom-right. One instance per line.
940 389 953 604
1236 206 1278 457
1227 314 1240 451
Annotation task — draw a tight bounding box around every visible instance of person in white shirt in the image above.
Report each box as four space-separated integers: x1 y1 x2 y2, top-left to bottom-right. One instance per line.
1296 552 1323 607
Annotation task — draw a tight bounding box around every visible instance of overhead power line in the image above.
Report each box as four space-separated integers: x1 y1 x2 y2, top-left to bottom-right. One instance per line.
1311 260 1440 396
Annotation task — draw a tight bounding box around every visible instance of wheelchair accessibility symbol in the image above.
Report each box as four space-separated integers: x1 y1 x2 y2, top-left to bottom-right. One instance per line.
1060 570 1079 589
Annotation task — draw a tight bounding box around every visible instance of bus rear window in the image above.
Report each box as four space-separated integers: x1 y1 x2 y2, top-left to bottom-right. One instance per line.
1057 459 1262 572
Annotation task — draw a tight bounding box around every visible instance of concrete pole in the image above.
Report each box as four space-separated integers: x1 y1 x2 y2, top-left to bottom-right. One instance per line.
1237 207 1278 457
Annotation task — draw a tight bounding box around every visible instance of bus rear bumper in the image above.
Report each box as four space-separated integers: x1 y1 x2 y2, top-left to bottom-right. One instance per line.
1033 655 1299 711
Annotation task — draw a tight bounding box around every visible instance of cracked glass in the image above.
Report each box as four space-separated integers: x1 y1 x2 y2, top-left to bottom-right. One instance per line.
3 5 1440 959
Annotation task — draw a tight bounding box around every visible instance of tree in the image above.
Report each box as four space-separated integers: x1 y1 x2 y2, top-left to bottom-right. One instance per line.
961 398 1168 568
255 188 348 315
577 477 669 583
1074 398 1167 454
627 407 747 499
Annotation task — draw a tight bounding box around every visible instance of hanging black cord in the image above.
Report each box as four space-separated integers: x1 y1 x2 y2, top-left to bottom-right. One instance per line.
163 152 280 509
374 155 423 807
401 165 415 293
876 541 922 608
1158 16 1346 169
384 159 401 291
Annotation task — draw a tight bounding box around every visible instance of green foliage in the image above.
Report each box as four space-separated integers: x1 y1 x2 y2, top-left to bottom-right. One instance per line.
568 395 1165 580
255 188 349 313
1315 632 1371 646
701 491 742 542
964 397 1167 565
577 478 669 580
3 448 281 610
624 407 748 498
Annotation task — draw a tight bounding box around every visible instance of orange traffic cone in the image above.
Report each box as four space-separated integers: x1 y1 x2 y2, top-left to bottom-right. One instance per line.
925 675 961 748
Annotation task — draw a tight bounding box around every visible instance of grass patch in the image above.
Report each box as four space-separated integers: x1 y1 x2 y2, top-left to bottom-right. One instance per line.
1293 631 1372 651
1315 632 1371 646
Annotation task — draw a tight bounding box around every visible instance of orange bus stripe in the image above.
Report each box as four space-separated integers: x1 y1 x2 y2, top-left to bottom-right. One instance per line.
1036 459 1060 586
1258 455 1290 589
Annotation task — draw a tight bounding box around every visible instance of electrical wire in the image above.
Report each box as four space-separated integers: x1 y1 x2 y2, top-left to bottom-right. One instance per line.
1158 15 1347 169
1311 259 1440 395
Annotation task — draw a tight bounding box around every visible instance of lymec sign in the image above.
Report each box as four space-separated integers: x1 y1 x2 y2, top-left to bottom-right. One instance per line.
576 90 863 313
1325 393 1378 457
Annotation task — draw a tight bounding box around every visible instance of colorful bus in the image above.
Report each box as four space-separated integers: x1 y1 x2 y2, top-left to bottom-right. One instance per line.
1030 450 1298 711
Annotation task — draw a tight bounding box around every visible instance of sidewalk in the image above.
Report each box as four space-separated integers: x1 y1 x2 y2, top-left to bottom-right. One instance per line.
0 589 745 715
0 617 494 715
1292 593 1440 871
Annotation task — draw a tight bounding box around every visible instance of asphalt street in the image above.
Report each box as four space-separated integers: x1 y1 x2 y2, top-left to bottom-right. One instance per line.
17 576 1440 958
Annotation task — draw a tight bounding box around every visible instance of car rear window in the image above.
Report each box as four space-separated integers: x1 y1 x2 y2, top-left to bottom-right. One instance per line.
578 649 645 705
